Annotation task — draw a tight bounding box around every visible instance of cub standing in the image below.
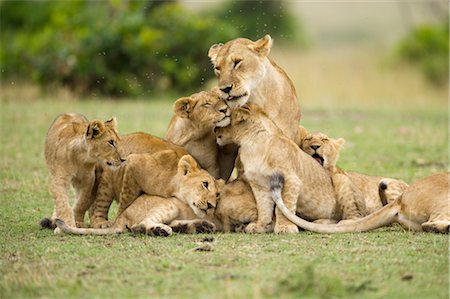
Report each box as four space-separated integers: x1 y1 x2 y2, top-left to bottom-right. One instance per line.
43 113 123 232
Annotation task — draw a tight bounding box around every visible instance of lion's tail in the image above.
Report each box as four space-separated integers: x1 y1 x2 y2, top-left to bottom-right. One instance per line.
270 173 400 233
55 219 124 235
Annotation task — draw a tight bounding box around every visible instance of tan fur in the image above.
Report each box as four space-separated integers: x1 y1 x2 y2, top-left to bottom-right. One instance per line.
57 175 258 236
301 132 409 215
44 113 123 231
272 172 450 233
56 195 216 236
90 132 189 228
214 104 339 234
165 89 231 179
208 35 300 140
208 35 302 178
215 177 258 232
116 152 220 220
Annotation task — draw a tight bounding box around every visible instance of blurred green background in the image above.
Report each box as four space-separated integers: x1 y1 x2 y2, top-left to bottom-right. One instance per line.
1 0 447 103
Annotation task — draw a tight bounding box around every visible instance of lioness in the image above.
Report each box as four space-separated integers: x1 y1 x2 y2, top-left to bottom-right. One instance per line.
301 132 409 215
90 132 189 228
43 113 123 230
271 172 449 233
166 89 230 179
214 104 339 234
208 35 301 178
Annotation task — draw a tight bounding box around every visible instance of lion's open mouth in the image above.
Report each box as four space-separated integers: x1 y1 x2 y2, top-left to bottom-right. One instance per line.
312 153 324 166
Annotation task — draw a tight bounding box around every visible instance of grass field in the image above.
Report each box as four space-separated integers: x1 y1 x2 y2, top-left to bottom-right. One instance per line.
1 78 448 299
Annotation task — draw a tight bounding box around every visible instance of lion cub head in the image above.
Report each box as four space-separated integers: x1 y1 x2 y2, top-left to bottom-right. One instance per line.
86 117 123 168
177 155 220 218
173 89 230 129
208 35 273 108
214 103 274 146
301 132 345 173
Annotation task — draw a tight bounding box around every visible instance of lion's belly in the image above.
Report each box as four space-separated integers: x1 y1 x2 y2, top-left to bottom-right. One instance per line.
295 156 338 220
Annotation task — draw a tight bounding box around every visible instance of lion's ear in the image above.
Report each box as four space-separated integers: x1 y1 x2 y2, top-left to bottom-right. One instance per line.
177 155 200 176
235 105 252 122
250 35 273 56
104 117 117 130
208 43 223 64
173 97 194 118
86 120 106 139
216 179 226 189
333 138 346 149
296 125 309 147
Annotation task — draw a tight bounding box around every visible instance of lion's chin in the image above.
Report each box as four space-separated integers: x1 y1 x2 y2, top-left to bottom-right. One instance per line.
215 117 231 128
226 93 249 109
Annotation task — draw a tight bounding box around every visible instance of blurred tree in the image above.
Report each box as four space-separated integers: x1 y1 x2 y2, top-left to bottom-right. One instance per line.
397 20 449 86
0 0 237 97
212 0 307 46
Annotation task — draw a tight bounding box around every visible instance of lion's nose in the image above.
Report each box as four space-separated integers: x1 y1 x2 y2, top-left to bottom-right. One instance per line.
311 145 320 151
207 202 214 209
120 158 126 162
220 85 233 94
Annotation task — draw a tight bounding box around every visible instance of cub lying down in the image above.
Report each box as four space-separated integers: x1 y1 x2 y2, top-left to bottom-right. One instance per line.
57 194 216 236
271 172 449 233
301 132 409 219
56 175 258 235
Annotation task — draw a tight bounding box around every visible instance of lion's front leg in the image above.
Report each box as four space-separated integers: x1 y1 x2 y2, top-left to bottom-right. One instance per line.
130 200 180 237
274 174 301 234
49 171 75 230
245 181 274 233
72 172 96 228
170 219 216 234
117 166 142 216
91 168 116 228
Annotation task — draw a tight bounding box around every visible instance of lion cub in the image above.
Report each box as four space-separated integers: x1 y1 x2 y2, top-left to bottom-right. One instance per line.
43 113 123 231
115 151 219 221
215 104 338 234
57 176 258 236
90 132 189 228
166 89 234 180
56 194 217 236
301 132 408 216
272 172 449 233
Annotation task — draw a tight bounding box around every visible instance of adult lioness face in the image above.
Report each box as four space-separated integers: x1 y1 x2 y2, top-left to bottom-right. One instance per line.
208 35 273 108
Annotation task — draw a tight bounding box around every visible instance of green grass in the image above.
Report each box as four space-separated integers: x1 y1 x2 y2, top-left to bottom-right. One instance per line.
0 93 448 299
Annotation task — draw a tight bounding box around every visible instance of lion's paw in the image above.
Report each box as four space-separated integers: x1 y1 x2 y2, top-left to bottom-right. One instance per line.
150 225 173 237
92 219 113 229
75 221 88 228
422 221 450 234
131 223 172 237
194 220 216 233
244 222 272 234
274 223 299 234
